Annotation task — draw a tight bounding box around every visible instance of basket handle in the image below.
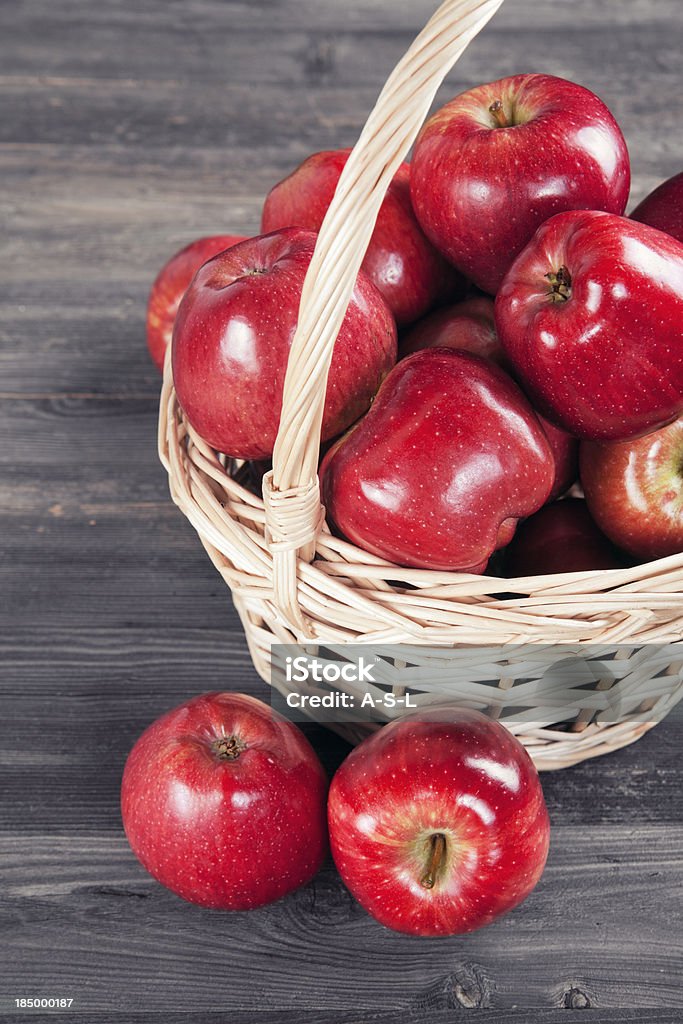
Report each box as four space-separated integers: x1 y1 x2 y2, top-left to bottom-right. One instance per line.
263 0 504 632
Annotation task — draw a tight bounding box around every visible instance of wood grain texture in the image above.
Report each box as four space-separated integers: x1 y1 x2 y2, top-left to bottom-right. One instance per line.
2 828 681 1013
1 0 681 1015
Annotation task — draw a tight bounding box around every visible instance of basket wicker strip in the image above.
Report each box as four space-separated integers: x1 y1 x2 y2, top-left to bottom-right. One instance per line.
158 0 683 768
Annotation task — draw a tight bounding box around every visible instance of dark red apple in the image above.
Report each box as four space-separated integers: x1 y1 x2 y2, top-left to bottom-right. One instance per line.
172 228 397 460
541 417 579 501
631 171 683 245
147 234 246 372
400 297 577 499
495 210 683 441
320 349 554 572
121 692 328 910
399 296 501 362
411 73 630 294
580 418 683 559
328 707 550 936
505 498 624 577
261 150 464 326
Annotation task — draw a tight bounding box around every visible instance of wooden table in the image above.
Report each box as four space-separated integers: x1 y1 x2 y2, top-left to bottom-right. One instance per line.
2 0 681 1018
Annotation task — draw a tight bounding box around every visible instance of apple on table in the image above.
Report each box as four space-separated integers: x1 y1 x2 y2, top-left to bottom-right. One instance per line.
121 692 328 910
328 707 550 936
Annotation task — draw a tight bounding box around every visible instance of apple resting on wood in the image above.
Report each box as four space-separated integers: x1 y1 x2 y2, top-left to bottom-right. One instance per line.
399 296 577 500
147 234 246 372
580 417 683 559
261 150 464 326
172 228 397 460
495 211 683 441
411 73 630 294
328 708 550 936
121 692 328 910
505 498 624 577
320 349 554 572
631 171 683 245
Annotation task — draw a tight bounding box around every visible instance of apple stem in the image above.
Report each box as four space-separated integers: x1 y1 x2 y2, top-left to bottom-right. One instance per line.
489 99 509 128
212 735 246 760
545 265 572 302
420 832 447 889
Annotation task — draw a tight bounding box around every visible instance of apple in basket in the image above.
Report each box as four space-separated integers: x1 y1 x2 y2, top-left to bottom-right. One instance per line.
320 348 554 572
580 417 683 560
495 211 683 441
172 228 397 460
399 295 501 362
121 692 328 909
631 171 683 244
505 498 624 577
261 149 464 326
328 708 550 936
410 73 630 294
399 296 578 501
146 234 246 372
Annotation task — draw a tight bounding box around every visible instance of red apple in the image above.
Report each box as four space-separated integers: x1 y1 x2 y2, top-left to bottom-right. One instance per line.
541 417 579 501
505 498 624 577
320 349 554 572
121 692 328 910
580 418 683 560
400 298 577 500
172 228 397 460
495 210 683 441
147 234 246 372
261 150 464 326
631 171 683 245
328 707 550 936
411 73 630 294
399 296 501 362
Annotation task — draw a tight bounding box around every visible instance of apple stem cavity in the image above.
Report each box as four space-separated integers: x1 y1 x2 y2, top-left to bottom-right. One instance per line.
420 832 447 889
212 735 246 761
545 265 572 302
488 99 510 129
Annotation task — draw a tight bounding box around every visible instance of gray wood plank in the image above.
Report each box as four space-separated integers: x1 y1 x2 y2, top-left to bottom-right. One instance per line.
1 827 680 1013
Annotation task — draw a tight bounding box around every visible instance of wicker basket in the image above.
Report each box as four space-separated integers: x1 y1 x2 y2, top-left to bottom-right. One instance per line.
158 0 683 769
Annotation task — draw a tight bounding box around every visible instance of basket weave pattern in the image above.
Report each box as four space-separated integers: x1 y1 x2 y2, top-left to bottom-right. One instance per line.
159 0 683 769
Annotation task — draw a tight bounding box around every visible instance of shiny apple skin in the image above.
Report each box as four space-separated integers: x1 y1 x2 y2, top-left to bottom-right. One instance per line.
400 298 577 500
541 417 579 502
261 150 464 326
121 692 328 910
320 349 554 572
146 234 246 372
631 171 683 245
495 210 683 441
172 228 397 460
580 418 683 559
505 498 623 577
411 73 630 294
328 708 550 937
399 296 501 362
